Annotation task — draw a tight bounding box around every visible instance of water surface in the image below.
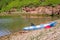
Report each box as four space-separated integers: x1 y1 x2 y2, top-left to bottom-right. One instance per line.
0 16 59 37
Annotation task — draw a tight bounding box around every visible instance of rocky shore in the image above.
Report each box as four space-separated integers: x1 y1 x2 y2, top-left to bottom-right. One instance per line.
22 5 60 15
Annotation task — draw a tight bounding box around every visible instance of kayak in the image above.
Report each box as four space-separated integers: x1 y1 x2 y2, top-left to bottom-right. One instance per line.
23 21 57 30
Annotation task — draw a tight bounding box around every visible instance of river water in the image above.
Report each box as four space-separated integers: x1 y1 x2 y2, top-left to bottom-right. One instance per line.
0 16 59 37
0 18 13 37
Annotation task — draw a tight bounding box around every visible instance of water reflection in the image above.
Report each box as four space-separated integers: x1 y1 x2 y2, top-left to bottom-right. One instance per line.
26 17 59 25
0 19 13 23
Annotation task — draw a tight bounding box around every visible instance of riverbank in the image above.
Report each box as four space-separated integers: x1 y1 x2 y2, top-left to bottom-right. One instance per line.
0 12 59 18
0 19 60 40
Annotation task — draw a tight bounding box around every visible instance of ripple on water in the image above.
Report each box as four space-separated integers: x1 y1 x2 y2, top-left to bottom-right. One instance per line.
0 29 11 37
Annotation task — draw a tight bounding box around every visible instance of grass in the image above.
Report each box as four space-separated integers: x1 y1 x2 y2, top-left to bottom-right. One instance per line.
0 0 60 12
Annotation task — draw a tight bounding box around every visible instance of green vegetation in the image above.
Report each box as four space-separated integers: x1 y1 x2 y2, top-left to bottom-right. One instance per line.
0 0 60 12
